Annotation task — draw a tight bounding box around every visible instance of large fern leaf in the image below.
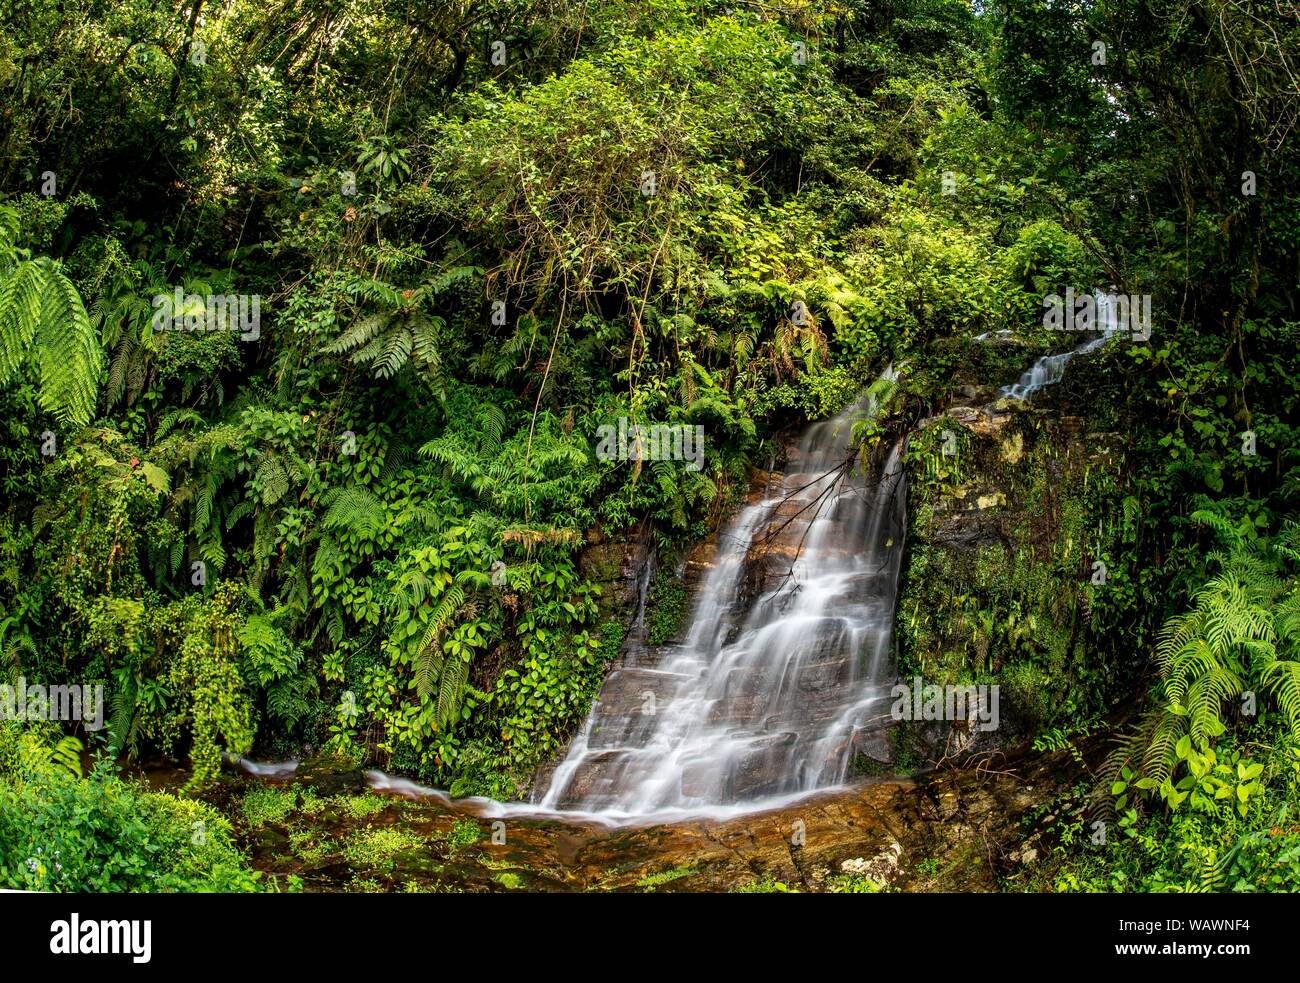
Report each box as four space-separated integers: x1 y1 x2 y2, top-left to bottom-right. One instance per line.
35 260 102 426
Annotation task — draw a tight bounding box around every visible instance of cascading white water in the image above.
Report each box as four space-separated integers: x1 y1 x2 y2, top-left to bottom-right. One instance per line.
533 386 907 819
1000 292 1117 400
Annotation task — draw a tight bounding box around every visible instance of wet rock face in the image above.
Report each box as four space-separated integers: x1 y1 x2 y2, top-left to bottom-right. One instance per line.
578 526 656 617
583 661 680 750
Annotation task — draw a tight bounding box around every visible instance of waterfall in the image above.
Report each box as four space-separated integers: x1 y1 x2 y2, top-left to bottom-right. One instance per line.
244 330 1112 826
1000 291 1117 401
533 387 907 820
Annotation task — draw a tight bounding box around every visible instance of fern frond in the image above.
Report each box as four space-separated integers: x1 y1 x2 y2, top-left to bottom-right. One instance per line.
0 259 44 382
369 325 412 379
1143 712 1185 786
437 653 471 727
323 312 388 354
1262 659 1300 731
321 486 386 538
35 260 103 426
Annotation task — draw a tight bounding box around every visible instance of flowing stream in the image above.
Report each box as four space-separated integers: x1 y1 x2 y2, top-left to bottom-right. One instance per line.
1000 292 1117 401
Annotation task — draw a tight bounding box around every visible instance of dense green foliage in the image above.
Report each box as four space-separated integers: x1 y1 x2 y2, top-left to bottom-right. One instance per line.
1 0 1297 891
0 725 262 891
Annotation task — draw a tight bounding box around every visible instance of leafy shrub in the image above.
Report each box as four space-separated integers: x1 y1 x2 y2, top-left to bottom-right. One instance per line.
0 726 259 892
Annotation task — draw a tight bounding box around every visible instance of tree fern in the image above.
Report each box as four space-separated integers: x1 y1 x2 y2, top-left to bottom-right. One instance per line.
323 274 446 391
